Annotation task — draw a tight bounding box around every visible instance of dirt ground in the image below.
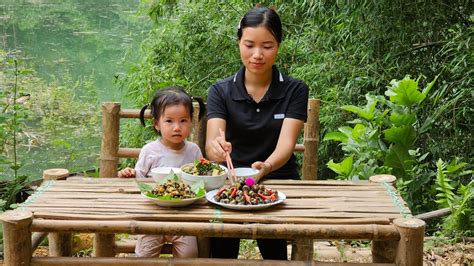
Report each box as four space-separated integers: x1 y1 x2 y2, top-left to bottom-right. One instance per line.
32 235 473 265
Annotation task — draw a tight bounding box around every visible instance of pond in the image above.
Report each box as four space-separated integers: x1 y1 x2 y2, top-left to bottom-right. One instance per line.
1 0 150 179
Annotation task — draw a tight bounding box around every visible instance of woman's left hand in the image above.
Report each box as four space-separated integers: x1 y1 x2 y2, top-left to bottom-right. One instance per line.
251 161 272 182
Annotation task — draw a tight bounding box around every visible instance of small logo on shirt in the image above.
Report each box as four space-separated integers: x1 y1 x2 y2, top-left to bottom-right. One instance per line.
274 114 285 119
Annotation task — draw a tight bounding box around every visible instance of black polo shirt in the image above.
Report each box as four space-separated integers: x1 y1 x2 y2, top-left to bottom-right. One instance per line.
207 66 309 179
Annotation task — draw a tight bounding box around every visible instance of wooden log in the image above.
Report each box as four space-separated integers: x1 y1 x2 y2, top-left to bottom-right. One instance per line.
31 220 400 241
0 209 33 266
393 218 425 266
43 168 69 181
414 207 451 220
100 102 121 177
369 175 396 187
294 144 305 152
93 233 116 257
291 238 314 261
48 232 73 256
32 232 48 253
302 99 320 180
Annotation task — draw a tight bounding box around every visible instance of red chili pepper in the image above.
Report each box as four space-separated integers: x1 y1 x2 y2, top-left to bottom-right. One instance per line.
199 158 210 164
216 187 227 196
230 187 237 198
243 191 251 203
258 193 275 201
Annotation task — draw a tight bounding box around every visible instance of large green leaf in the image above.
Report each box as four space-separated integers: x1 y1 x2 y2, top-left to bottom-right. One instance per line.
384 125 416 148
351 124 367 141
384 144 412 179
327 156 353 177
389 112 416 127
341 94 377 121
385 77 425 108
323 132 348 143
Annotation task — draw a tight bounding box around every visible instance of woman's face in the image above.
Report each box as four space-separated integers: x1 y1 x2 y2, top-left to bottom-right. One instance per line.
239 26 279 76
154 104 192 150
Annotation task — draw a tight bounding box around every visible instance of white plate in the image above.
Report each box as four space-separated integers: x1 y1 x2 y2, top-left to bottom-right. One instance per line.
141 192 204 208
205 189 286 211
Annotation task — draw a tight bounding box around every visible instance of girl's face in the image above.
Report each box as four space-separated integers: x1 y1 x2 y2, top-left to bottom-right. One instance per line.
154 104 192 150
239 26 279 76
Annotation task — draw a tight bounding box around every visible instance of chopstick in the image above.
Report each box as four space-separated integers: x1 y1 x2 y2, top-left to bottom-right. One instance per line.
219 128 237 185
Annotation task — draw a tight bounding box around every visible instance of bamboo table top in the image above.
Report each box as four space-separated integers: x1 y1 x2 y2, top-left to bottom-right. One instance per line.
20 177 411 226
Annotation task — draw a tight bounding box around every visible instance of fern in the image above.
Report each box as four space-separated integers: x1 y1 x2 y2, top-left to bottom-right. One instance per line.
442 181 473 237
435 159 456 208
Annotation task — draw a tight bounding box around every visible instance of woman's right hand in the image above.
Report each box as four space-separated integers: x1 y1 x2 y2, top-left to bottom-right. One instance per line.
118 167 135 178
209 136 232 162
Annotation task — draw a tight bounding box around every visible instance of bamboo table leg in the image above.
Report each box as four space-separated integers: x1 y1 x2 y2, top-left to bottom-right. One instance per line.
93 233 116 257
393 218 425 266
197 236 210 258
291 238 313 261
0 209 33 265
372 239 398 262
49 232 73 256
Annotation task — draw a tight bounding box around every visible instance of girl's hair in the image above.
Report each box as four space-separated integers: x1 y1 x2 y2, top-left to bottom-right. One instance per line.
139 86 205 130
237 6 282 43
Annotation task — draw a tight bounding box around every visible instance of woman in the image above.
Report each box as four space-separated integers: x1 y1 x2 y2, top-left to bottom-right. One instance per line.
205 6 309 260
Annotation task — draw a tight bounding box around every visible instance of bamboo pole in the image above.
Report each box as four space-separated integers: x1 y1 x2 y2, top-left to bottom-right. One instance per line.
31 220 400 241
93 233 116 257
291 238 314 261
302 99 320 180
371 239 398 263
119 109 151 119
369 175 397 187
49 232 73 257
0 209 33 266
43 167 73 257
100 102 121 177
30 257 330 266
393 218 425 266
117 148 140 158
197 236 210 258
43 168 69 181
32 232 48 253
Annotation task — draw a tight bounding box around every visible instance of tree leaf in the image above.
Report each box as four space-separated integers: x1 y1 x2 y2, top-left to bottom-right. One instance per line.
384 125 416 148
385 76 425 108
323 132 348 143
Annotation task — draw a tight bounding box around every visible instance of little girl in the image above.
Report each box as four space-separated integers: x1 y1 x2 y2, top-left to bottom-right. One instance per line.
118 86 205 258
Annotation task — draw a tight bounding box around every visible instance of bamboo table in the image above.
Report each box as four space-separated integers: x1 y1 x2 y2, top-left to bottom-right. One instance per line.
1 177 425 266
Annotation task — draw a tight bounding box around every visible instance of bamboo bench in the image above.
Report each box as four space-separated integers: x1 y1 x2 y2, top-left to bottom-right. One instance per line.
99 99 321 180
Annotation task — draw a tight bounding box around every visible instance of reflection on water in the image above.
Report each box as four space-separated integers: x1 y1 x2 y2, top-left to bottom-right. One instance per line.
0 0 150 179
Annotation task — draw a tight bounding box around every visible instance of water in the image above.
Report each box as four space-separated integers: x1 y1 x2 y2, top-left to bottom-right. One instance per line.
0 0 150 179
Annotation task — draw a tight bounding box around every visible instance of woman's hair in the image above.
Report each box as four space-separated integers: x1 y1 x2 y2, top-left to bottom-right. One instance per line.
237 6 282 43
139 86 205 131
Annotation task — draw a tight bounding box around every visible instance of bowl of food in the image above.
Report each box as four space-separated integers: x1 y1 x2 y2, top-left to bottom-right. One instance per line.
181 158 227 191
137 173 206 208
234 167 259 179
150 167 182 183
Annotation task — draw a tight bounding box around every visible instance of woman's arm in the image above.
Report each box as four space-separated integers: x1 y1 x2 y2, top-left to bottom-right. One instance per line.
252 118 304 181
205 118 230 162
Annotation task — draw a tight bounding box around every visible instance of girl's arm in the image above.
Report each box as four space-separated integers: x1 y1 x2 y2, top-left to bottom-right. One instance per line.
252 118 304 182
205 118 231 163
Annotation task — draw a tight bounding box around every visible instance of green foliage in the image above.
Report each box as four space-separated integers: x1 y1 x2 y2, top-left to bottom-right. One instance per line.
323 75 434 180
434 159 473 237
120 1 472 178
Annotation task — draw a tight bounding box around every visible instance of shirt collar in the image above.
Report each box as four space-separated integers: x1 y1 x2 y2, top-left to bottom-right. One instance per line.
231 65 286 101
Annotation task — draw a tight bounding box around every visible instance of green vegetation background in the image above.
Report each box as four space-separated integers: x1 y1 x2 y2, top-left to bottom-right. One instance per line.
0 0 472 255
